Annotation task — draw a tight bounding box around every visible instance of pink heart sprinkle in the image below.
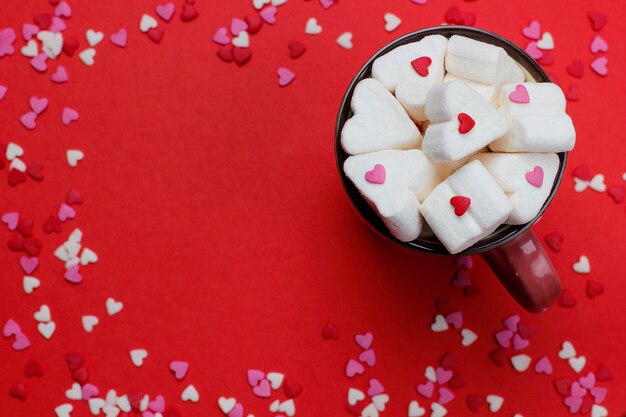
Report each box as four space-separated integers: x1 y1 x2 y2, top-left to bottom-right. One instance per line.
451 269 471 288
20 112 37 130
277 67 295 87
22 23 39 41
81 383 99 400
522 20 541 40
345 359 365 378
525 41 543 60
252 379 271 398
55 1 72 18
247 369 265 387
445 311 463 329
212 27 230 45
3 319 21 337
438 387 455 405
590 386 607 404
52 66 69 83
259 6 277 25
564 396 583 413
320 0 336 8
435 367 453 385
409 0 427 4
525 166 544 188
509 84 530 103
590 35 608 54
62 107 79 125
579 372 596 389
590 56 608 76
1 212 19 230
64 265 83 284
355 332 373 349
143 412 155 417
231 18 248 36
58 203 76 222
0 28 16 57
495 330 514 348
30 53 48 72
364 164 385 185
169 360 189 380
30 96 49 115
227 404 243 417
570 381 587 398
50 17 66 32
367 378 384 396
20 256 39 274
416 380 434 399
156 3 175 22
512 334 530 351
503 314 520 332
358 349 376 367
534 356 553 375
110 29 128 48
13 332 31 351
148 395 165 412
0 85 7 101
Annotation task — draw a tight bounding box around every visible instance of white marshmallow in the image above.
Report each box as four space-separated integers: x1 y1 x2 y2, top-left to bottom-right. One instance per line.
491 83 575 152
471 152 559 224
344 149 441 242
341 78 421 155
432 147 487 179
372 35 448 122
420 160 513 254
422 81 507 162
445 35 524 87
443 73 498 104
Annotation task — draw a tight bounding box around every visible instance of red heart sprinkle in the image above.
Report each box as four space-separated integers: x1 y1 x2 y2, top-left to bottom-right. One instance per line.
463 284 481 297
127 391 144 410
566 60 584 79
284 381 302 398
43 215 62 234
24 238 42 256
517 323 534 339
233 47 251 66
457 113 475 134
444 7 463 24
439 351 458 370
345 401 366 416
8 169 27 187
26 163 44 181
411 56 432 77
544 231 564 252
466 395 484 411
24 360 43 377
321 321 340 340
558 289 577 308
489 348 508 367
565 85 580 102
288 40 306 59
537 50 554 66
17 219 34 238
450 196 471 216
65 188 84 205
580 397 593 414
448 373 465 388
435 298 454 315
8 233 25 252
180 4 199 22
63 37 80 57
34 14 52 29
148 27 165 44
71 367 89 385
245 15 263 34
554 378 572 396
64 352 85 371
586 280 604 299
217 45 235 63
588 11 607 31
9 382 27 401
461 12 476 26
596 363 612 381
607 186 624 204
572 164 591 181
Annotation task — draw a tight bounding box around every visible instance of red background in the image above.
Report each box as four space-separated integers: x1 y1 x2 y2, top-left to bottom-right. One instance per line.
1 0 625 416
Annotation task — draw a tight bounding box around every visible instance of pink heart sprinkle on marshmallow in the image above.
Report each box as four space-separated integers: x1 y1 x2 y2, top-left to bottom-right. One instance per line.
345 359 365 378
0 85 7 101
367 378 385 396
169 360 189 380
156 3 175 22
148 395 165 412
416 380 434 399
62 107 79 125
579 372 596 389
564 396 583 413
252 379 271 398
227 404 243 417
590 35 608 54
213 27 230 45
110 29 128 48
259 6 277 25
247 369 265 387
58 203 76 222
358 349 376 367
13 332 31 351
570 382 587 398
50 17 66 33
445 311 463 329
522 20 541 40
364 164 385 184
355 332 373 349
534 356 553 375
30 53 48 72
525 41 543 60
52 66 69 83
1 212 19 230
22 23 39 41
3 319 21 337
30 96 49 114
435 367 453 384
525 166 544 188
509 84 530 103
590 386 607 404
503 314 520 332
55 1 72 18
495 330 514 348
81 383 99 400
277 67 295 87
20 256 39 274
64 265 83 284
512 334 530 351
20 112 37 130
231 18 248 36
590 56 608 76
438 387 455 405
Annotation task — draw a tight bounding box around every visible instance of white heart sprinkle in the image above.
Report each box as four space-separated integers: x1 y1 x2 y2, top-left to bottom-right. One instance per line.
486 394 504 412
106 297 124 316
232 31 250 48
23 276 40 294
572 255 590 274
589 174 606 192
10 158 26 172
21 39 38 57
569 355 586 373
384 13 401 32
591 404 608 417
253 0 271 10
337 32 353 49
269 399 280 412
64 241 81 258
34 304 51 322
105 390 118 406
537 32 554 50
278 399 296 417
86 29 104 47
372 394 389 412
55 244 70 261
103 405 120 417
267 372 284 390
116 395 131 412
139 395 149 411
88 398 106 415
573 177 589 193
558 340 576 359
430 402 447 417
140 14 158 32
67 150 85 167
271 0 287 5
6 143 24 161
38 31 63 58
181 384 199 402
510 354 531 372
304 17 322 35
347 388 365 405
79 48 96 66
424 366 437 382
81 247 98 265
430 314 448 332
218 397 236 414
361 403 379 417
513 414 524 417
69 228 83 243
408 400 426 417
82 315 99 332
66 257 80 269
55 404 74 417
130 349 148 367
461 328 478 346
65 383 82 400
38 321 56 339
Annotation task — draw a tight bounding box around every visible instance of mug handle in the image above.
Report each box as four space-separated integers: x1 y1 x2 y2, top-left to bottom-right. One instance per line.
481 228 562 313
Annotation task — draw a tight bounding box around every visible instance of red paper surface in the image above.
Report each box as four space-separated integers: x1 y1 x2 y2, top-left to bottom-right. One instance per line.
1 1 625 416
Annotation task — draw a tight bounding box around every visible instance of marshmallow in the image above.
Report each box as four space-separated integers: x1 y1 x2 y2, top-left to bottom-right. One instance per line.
344 149 441 242
422 81 507 162
432 147 488 179
445 35 524 87
443 72 498 104
341 78 421 155
471 152 559 225
490 83 576 152
420 160 513 254
372 35 448 122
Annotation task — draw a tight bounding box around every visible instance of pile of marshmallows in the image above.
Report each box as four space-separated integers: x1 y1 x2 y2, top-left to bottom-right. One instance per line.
341 35 576 254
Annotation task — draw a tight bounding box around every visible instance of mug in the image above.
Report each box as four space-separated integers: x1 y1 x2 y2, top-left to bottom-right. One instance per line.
335 26 567 313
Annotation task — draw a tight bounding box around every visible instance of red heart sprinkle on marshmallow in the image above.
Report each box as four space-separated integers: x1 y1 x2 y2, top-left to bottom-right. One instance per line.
450 196 470 216
411 56 432 77
457 113 475 134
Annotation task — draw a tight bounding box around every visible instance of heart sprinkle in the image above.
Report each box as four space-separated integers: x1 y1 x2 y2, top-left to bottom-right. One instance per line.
364 164 385 184
525 166 544 187
457 113 475 134
450 196 471 216
411 56 432 77
509 84 530 103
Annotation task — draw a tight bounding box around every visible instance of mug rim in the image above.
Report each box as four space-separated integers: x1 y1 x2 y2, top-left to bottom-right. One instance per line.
334 26 568 256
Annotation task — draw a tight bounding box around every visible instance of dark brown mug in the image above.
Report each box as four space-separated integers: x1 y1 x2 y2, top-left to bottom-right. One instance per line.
335 26 567 313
